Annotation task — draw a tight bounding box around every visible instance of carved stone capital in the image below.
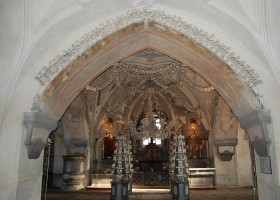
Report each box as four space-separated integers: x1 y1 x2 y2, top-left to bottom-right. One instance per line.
215 139 237 161
23 112 58 159
240 109 272 156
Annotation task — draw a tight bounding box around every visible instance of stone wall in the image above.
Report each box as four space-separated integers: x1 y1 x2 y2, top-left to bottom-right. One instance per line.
235 127 253 186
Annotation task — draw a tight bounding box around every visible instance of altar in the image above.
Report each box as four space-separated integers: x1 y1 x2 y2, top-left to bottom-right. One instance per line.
90 115 217 189
91 173 112 188
188 168 216 188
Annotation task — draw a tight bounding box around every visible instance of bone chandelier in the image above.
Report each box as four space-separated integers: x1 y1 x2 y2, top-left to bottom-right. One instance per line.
129 88 173 140
85 49 214 140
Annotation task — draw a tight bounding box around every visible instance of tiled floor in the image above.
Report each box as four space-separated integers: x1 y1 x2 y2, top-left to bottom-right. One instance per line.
46 187 256 200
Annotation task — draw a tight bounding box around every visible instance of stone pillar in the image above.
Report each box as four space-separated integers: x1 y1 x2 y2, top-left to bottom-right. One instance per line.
52 125 67 188
172 180 189 200
213 99 239 161
110 181 129 200
91 138 100 174
17 111 58 200
62 156 86 190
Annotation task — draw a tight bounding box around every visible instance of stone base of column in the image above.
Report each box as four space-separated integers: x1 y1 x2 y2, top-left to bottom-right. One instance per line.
62 174 85 190
171 180 189 200
110 181 129 200
62 156 86 190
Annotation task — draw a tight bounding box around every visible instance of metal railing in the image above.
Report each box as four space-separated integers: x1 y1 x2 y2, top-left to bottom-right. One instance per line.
132 172 170 185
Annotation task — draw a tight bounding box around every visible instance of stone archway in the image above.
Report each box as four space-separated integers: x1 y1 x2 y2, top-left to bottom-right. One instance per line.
23 7 272 199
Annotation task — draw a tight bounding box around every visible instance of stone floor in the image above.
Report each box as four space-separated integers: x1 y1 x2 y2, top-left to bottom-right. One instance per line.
46 187 256 200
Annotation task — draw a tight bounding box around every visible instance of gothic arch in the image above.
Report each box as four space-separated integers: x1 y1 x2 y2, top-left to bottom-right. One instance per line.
25 8 271 159
39 23 256 118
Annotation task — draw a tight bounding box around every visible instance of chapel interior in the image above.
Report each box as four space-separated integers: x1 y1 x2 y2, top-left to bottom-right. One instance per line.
41 48 255 198
2 1 280 200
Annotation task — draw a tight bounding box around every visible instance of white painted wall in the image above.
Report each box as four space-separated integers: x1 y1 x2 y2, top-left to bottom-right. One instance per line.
214 126 254 187
214 149 237 187
235 127 253 186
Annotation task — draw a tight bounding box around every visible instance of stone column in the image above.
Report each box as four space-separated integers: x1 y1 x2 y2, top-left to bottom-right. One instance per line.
18 111 58 200
91 138 101 173
62 156 86 190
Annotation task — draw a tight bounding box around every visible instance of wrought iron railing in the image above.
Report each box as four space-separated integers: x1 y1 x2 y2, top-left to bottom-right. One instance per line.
132 172 170 185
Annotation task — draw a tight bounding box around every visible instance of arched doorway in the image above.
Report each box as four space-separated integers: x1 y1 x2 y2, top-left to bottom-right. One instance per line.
23 8 272 199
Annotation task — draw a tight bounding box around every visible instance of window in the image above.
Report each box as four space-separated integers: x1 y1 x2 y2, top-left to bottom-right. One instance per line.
143 138 161 145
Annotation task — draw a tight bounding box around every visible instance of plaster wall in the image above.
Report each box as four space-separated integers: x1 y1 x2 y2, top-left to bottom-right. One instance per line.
16 149 44 200
235 127 253 186
52 128 67 188
214 149 237 187
0 112 22 200
0 73 41 200
255 152 280 199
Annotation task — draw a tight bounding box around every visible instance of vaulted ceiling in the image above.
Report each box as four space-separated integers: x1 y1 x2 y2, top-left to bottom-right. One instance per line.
23 1 276 143
79 48 220 137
